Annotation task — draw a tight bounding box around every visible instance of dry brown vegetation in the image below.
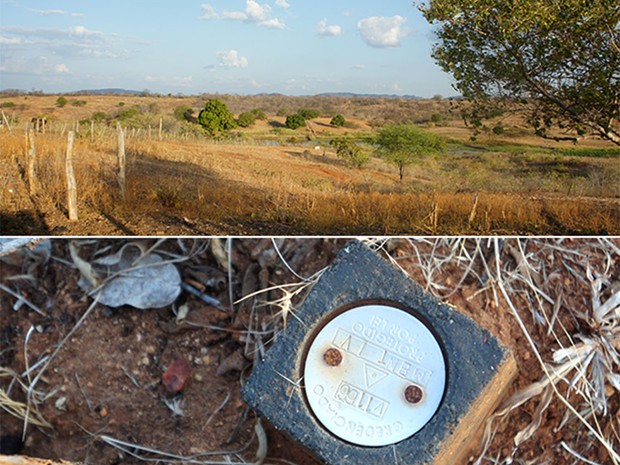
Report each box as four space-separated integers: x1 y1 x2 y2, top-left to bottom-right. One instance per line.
1 94 618 235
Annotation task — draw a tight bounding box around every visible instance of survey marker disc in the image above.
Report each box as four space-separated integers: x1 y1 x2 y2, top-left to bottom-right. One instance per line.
303 303 446 447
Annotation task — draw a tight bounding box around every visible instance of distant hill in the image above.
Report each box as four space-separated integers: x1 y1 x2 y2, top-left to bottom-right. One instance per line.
74 88 144 96
314 92 422 100
1 89 433 99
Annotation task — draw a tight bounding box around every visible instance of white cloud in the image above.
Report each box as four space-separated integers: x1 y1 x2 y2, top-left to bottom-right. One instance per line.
0 26 142 77
317 19 342 37
29 8 84 17
200 4 218 19
214 50 249 68
357 16 410 48
55 63 71 74
275 0 290 8
0 36 30 45
200 1 285 29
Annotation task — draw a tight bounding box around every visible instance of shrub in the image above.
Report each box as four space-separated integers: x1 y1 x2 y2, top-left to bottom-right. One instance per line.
197 99 237 136
492 124 505 135
0 102 16 108
174 105 194 122
237 111 257 128
56 96 68 107
331 114 346 127
430 113 446 125
251 108 267 120
71 99 87 107
285 113 306 130
298 109 320 120
331 138 369 168
91 111 108 122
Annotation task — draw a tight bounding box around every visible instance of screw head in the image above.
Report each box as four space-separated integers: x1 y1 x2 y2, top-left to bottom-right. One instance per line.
404 385 424 404
323 348 343 366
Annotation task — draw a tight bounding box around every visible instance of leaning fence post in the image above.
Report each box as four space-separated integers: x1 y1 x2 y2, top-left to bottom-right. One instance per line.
1 109 12 133
27 128 37 195
117 122 126 198
65 131 78 220
159 117 163 141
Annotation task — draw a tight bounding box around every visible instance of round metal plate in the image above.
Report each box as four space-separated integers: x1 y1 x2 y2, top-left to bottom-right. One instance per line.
303 303 446 447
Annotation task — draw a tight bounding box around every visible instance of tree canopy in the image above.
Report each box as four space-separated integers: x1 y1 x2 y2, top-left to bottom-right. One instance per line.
420 0 620 145
285 113 306 130
197 99 237 136
376 125 444 181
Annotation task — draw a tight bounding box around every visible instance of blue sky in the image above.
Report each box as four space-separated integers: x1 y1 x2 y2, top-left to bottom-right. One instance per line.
0 0 456 97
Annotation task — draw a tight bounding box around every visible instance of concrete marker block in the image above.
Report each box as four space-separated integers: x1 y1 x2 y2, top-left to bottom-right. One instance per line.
243 241 517 465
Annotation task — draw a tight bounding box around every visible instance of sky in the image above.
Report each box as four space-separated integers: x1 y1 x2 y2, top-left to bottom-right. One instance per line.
0 0 456 97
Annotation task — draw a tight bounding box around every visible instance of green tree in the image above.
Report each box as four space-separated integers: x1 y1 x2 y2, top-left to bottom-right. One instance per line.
197 99 237 136
331 114 346 127
330 138 369 168
376 125 444 181
420 0 620 145
285 113 306 130
56 96 67 108
237 111 257 128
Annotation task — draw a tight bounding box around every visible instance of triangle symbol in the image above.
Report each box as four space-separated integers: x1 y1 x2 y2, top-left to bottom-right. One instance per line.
364 363 389 388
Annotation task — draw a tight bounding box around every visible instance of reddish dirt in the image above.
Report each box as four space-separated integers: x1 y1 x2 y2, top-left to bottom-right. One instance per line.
1 238 618 464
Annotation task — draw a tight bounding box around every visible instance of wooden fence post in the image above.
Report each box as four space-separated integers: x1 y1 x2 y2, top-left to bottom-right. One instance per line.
117 122 126 198
1 109 12 133
27 129 37 195
65 131 78 221
91 120 95 143
159 117 163 141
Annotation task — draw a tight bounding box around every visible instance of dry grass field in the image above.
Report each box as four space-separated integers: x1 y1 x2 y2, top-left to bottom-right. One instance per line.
1 93 618 235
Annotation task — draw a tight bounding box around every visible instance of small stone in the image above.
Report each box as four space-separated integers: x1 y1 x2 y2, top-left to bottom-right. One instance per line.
145 345 157 354
99 406 108 417
55 396 67 411
141 356 150 366
194 373 204 382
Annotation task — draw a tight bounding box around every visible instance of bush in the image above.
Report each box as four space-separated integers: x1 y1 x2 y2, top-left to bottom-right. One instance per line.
237 111 257 128
331 114 346 127
91 111 108 122
430 113 446 125
492 124 505 135
0 102 16 108
56 96 68 107
174 105 194 122
197 99 237 136
251 108 267 120
285 113 306 130
331 138 369 168
298 109 320 120
71 99 87 107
